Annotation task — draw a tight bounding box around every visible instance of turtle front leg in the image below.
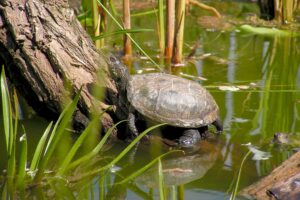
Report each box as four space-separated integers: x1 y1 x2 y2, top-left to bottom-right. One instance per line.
178 129 201 147
128 112 139 139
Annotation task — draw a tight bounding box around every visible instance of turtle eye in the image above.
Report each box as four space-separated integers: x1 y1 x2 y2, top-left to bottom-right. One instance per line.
109 56 119 65
109 56 116 63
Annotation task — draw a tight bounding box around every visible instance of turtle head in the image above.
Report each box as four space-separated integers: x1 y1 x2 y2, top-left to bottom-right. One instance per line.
108 55 130 94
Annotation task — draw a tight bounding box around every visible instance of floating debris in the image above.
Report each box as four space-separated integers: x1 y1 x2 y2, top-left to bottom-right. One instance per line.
110 165 122 173
242 143 271 160
136 68 157 74
218 86 240 91
237 85 250 90
218 83 255 91
172 63 186 67
233 117 249 123
140 56 149 60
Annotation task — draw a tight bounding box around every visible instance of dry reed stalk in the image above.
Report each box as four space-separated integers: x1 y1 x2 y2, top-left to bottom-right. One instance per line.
123 0 132 58
172 0 185 64
165 0 175 60
158 0 165 55
93 0 101 49
189 0 221 18
274 0 297 23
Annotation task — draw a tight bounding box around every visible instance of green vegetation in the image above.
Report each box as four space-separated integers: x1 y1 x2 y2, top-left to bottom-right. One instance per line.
0 67 175 198
2 0 300 199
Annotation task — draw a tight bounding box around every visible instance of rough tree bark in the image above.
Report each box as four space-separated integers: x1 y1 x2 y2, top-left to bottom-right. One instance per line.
0 0 120 133
240 151 300 200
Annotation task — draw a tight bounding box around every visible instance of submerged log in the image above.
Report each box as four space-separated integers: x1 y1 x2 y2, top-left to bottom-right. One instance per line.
0 0 120 133
240 151 300 200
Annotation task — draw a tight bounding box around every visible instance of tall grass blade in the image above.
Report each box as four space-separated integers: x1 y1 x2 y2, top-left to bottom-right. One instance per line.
57 118 99 175
29 121 53 171
13 88 19 145
108 123 167 168
118 150 182 184
16 133 27 190
34 89 82 181
171 186 176 200
99 171 105 200
71 123 167 181
178 185 184 200
1 183 7 200
96 0 160 69
1 67 16 195
229 151 251 200
1 67 11 152
66 120 127 171
108 0 117 17
158 158 165 200
93 28 153 40
131 8 160 17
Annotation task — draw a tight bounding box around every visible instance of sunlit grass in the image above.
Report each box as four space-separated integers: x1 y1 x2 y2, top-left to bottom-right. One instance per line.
1 67 17 198
0 67 172 198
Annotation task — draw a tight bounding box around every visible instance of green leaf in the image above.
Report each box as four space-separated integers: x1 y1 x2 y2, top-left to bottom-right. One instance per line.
239 25 297 37
229 151 251 200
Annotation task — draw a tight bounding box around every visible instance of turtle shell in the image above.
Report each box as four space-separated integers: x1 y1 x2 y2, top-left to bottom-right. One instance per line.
127 73 219 128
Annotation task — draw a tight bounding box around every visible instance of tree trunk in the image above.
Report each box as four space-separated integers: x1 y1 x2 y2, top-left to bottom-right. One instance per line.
240 151 300 200
257 0 299 23
0 0 120 133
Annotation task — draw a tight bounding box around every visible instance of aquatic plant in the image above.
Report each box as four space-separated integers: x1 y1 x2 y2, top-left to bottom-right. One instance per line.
0 66 168 198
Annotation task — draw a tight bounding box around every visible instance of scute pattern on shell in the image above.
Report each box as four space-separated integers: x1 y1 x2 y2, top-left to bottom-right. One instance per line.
127 73 219 128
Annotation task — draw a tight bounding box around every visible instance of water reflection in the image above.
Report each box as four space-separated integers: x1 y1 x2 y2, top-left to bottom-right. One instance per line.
136 139 220 187
129 32 300 196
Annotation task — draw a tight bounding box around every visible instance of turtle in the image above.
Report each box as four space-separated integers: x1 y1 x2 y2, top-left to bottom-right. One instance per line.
108 55 222 147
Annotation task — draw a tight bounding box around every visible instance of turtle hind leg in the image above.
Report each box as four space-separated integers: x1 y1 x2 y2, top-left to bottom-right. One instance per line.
212 117 223 133
178 129 201 147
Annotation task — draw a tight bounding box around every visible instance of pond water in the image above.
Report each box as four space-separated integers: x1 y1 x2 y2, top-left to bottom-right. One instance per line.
1 0 300 199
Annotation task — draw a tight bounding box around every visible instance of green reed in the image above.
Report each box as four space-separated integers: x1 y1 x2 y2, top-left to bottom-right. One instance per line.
1 67 17 198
